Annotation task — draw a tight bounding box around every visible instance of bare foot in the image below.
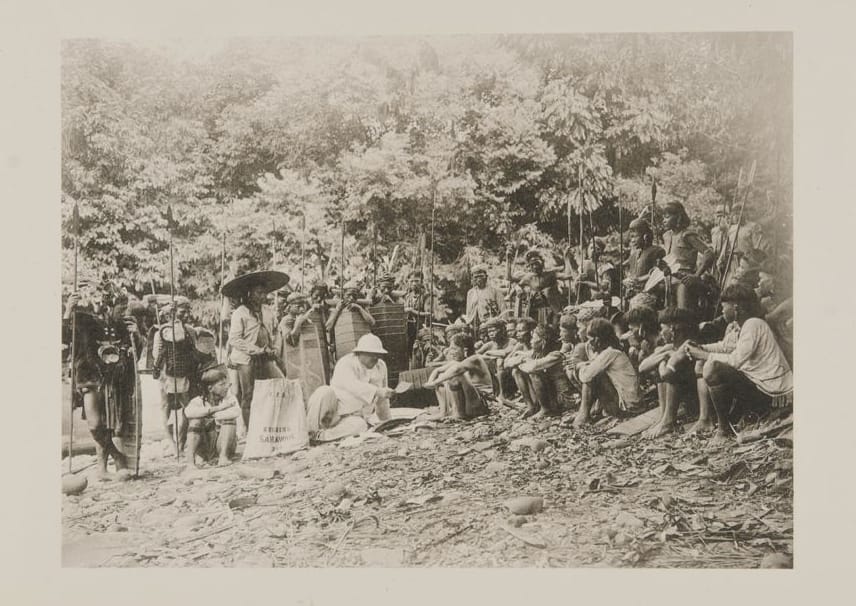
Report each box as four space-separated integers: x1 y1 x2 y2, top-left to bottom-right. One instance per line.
218 457 232 467
644 420 675 439
687 419 716 436
520 408 538 420
573 412 591 429
641 417 664 439
707 430 732 448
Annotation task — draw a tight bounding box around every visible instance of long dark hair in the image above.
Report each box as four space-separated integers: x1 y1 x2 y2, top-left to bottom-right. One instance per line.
587 318 621 350
532 323 561 358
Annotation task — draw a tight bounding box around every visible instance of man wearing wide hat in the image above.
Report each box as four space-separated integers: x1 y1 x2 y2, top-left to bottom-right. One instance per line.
306 334 394 442
222 270 289 428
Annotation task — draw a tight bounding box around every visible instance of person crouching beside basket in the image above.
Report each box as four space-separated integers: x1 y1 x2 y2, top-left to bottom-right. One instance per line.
184 364 241 467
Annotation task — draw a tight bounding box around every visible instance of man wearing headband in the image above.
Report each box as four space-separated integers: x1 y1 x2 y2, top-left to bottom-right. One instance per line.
464 264 504 337
510 248 575 326
623 218 665 298
326 282 376 333
63 285 142 477
403 271 432 356
659 201 715 310
152 296 196 451
372 274 404 304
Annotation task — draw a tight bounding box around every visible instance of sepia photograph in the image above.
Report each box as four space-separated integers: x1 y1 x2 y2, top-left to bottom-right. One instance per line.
58 32 794 569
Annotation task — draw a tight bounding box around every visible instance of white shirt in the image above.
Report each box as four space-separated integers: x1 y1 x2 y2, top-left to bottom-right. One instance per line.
330 353 389 418
228 304 276 365
185 393 242 423
578 346 640 405
708 318 793 396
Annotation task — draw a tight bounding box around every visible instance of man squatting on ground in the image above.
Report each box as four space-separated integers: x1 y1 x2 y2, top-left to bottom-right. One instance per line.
306 334 394 442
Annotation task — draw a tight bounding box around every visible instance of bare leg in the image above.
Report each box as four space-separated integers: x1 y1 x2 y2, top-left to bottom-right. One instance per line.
645 381 667 431
688 378 716 434
185 424 202 467
643 382 679 439
83 390 126 475
530 373 560 418
512 369 538 418
703 361 735 446
573 382 596 428
459 375 490 418
217 424 236 466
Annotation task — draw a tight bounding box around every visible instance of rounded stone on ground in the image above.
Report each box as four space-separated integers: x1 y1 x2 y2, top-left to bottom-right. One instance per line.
62 475 88 496
504 496 543 515
322 482 347 501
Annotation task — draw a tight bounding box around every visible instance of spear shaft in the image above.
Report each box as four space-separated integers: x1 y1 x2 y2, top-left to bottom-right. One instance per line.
301 205 306 292
618 192 624 310
429 186 436 347
271 221 279 326
720 160 757 291
577 166 584 304
567 180 573 306
218 232 226 364
167 205 180 460
68 202 79 473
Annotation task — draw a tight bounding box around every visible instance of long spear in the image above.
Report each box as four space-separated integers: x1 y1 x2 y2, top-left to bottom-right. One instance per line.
341 221 346 299
68 201 79 473
720 160 757 291
166 205 180 460
371 222 377 293
590 210 599 297
428 186 436 347
576 165 584 304
218 232 226 364
567 179 573 306
650 176 658 243
271 220 279 326
301 204 307 292
618 192 624 310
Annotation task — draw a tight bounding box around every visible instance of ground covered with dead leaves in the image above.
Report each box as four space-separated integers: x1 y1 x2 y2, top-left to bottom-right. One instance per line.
61 404 793 568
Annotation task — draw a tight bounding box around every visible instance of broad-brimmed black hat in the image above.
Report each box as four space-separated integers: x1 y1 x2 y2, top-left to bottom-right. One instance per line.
221 270 290 299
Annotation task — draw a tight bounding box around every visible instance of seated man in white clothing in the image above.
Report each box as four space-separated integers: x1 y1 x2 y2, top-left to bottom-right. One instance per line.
683 284 793 447
306 334 394 442
573 318 641 428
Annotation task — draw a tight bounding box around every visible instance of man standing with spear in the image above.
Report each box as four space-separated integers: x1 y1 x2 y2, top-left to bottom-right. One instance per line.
167 206 181 459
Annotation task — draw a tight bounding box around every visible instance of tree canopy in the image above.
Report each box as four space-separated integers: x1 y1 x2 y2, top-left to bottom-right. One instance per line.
61 33 793 323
